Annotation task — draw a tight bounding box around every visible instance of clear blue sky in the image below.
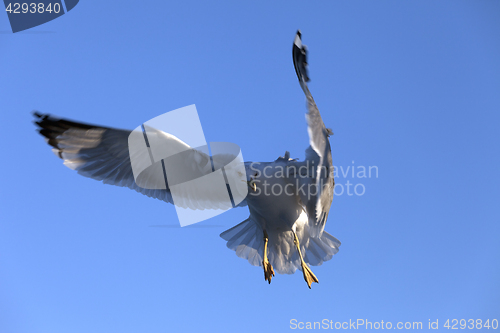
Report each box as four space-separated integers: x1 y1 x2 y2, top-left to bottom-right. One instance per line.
1 1 499 332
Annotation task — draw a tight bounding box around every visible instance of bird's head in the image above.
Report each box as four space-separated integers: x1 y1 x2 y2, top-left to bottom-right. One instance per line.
242 162 264 192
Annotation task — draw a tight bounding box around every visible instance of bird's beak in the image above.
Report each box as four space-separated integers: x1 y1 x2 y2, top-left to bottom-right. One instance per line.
247 179 257 192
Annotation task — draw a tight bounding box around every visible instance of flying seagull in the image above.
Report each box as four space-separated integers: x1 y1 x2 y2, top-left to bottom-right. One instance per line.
33 31 340 288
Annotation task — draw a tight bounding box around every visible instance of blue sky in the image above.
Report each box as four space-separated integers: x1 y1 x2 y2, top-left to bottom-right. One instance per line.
1 1 499 332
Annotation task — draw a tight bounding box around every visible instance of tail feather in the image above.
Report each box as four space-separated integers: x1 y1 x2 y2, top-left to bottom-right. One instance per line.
220 217 264 267
220 218 341 274
305 231 341 267
267 231 300 274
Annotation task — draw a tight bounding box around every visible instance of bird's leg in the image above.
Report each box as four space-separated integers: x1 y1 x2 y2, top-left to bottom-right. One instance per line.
293 232 319 289
262 230 275 284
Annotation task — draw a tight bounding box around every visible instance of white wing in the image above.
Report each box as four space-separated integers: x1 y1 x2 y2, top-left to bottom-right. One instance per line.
293 31 334 238
34 112 246 210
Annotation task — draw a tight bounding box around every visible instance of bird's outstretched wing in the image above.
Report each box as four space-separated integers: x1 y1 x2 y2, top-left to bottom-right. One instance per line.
33 112 241 210
293 31 334 238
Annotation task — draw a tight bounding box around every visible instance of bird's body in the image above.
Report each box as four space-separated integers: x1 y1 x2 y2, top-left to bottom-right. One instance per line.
220 157 341 281
33 31 341 288
247 161 303 232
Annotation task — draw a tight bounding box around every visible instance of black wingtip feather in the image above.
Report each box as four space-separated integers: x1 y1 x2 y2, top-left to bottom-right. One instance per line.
293 30 310 84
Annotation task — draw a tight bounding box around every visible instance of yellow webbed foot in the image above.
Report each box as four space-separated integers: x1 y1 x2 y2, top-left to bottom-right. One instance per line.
301 262 319 289
263 258 275 284
262 230 275 284
294 232 319 289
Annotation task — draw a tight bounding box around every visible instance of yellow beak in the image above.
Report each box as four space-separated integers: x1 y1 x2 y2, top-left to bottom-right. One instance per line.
247 180 257 192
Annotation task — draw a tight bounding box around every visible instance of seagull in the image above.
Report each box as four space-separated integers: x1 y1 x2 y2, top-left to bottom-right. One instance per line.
33 31 340 288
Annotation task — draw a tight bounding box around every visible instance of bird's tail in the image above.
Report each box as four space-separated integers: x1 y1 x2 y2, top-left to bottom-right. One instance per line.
220 217 264 268
264 228 340 274
301 230 341 267
220 217 341 275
